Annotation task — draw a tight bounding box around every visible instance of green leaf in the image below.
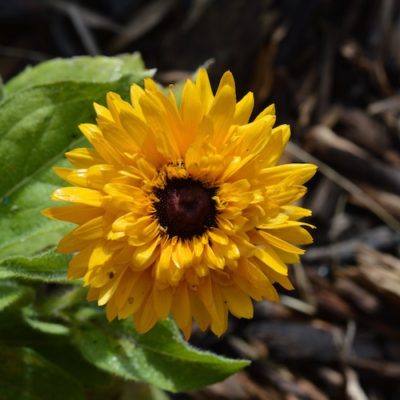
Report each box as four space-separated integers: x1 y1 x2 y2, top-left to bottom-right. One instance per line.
0 282 34 311
4 53 154 96
0 250 70 283
0 346 85 400
0 75 4 101
0 155 74 258
24 317 70 335
35 286 87 316
0 54 152 258
72 318 249 392
0 310 113 393
23 307 70 336
38 344 115 394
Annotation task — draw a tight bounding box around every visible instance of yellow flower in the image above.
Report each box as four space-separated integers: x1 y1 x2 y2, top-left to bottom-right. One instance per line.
43 69 316 338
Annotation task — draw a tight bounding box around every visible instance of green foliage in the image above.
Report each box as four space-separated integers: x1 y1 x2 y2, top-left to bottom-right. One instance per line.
0 346 85 400
5 53 153 95
0 76 4 101
0 54 249 399
22 307 70 335
73 318 249 392
0 282 34 311
0 250 70 282
0 57 150 258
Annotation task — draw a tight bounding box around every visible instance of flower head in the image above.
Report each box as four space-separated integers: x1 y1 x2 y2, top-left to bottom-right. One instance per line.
44 69 316 338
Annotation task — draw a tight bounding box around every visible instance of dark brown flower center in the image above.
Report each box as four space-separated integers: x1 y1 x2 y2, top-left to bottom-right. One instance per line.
154 178 217 239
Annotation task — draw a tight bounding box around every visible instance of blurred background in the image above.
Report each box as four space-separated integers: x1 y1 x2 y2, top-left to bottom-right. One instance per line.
1 1 400 399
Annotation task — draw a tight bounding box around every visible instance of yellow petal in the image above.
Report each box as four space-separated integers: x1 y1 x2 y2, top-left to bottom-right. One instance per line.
190 291 210 331
192 237 204 259
233 92 254 125
118 108 152 148
215 240 240 261
79 123 126 165
268 226 313 245
154 240 173 283
98 117 140 155
171 284 191 330
260 164 317 186
257 231 305 255
244 260 279 300
208 229 229 245
152 286 173 319
42 205 103 225
53 167 87 187
198 275 219 321
98 267 126 306
195 68 214 114
282 205 313 221
131 238 160 271
86 164 119 189
221 285 253 318
216 71 235 95
205 244 225 269
209 282 228 336
113 269 141 310
105 299 118 321
255 103 275 120
118 272 152 318
104 183 146 202
106 92 133 126
58 216 104 253
52 187 103 207
267 185 307 206
68 245 94 278
134 297 158 333
172 240 193 269
93 102 113 121
65 147 103 168
253 243 288 275
89 240 115 268
180 80 203 150
139 94 181 161
255 258 293 291
208 85 236 146
181 322 193 340
87 287 100 302
260 124 291 167
130 84 146 110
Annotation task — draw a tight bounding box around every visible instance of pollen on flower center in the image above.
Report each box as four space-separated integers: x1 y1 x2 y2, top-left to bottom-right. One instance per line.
154 178 217 239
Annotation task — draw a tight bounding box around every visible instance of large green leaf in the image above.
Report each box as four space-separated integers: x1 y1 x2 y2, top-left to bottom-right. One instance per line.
0 346 85 400
72 318 249 392
4 53 154 95
0 54 152 259
0 250 70 282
